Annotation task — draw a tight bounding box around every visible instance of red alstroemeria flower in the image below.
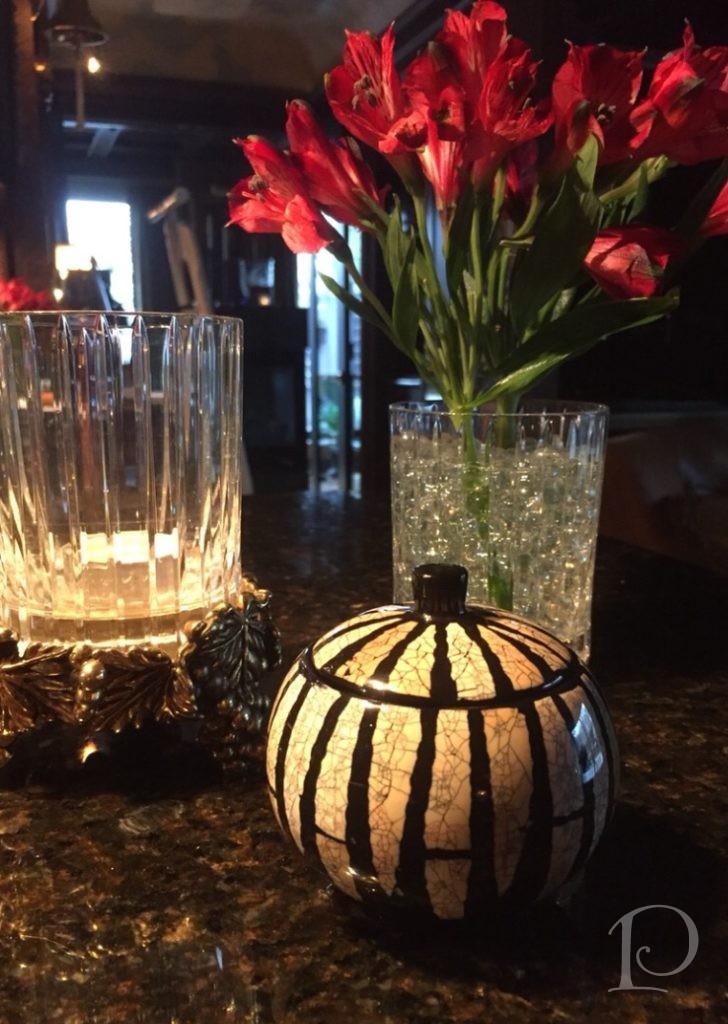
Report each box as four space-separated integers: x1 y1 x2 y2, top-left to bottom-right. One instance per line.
228 136 335 254
384 47 469 211
551 43 645 167
393 11 536 207
471 48 552 188
632 23 728 163
325 25 408 153
401 42 466 138
383 108 467 213
584 226 684 299
0 278 54 311
700 180 728 237
437 1 511 108
285 100 386 228
417 110 467 211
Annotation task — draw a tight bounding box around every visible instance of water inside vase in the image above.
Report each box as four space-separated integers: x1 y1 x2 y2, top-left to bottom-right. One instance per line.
391 432 604 660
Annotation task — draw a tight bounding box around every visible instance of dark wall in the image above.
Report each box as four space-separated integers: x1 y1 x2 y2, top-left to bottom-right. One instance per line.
0 0 55 286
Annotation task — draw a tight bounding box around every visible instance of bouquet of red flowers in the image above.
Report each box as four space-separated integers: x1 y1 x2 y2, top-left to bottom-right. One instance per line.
229 2 728 416
0 277 55 312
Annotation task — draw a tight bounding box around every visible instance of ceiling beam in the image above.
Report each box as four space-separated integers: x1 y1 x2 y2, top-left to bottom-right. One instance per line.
53 69 291 138
86 126 123 159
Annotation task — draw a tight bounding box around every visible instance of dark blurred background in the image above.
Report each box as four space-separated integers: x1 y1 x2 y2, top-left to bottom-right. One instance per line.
1 0 726 521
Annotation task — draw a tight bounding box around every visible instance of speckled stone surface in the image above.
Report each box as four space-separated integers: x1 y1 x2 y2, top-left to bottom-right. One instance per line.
0 493 726 1023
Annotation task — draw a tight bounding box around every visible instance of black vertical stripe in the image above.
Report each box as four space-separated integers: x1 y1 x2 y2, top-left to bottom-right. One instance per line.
552 693 595 879
321 610 407 643
459 621 514 699
486 624 556 680
487 616 570 663
431 623 458 704
372 621 429 683
268 666 299 729
506 705 553 903
273 678 311 844
578 676 617 816
394 707 438 909
314 611 405 648
298 694 349 868
321 619 418 674
345 706 380 900
464 709 497 915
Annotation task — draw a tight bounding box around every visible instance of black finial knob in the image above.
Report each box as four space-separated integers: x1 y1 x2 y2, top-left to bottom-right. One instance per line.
412 564 468 617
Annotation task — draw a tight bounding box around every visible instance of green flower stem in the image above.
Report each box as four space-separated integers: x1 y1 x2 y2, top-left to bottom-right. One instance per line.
482 173 507 347
470 199 485 325
490 169 507 233
486 248 513 365
493 390 520 449
480 392 520 610
412 193 475 407
496 249 511 324
339 250 396 337
412 194 448 325
458 404 515 612
598 156 671 205
511 186 543 241
357 193 391 231
461 413 488 535
484 248 500 322
420 319 453 389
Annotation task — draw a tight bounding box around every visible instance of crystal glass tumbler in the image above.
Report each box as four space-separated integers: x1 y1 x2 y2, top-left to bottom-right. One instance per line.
390 401 608 660
0 312 243 653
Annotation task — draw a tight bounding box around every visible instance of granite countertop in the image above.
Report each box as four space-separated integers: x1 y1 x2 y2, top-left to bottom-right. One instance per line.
1 493 727 1023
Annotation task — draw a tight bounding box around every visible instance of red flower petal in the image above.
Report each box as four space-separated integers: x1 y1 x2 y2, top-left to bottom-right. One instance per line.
632 23 728 164
701 181 728 238
286 100 384 227
551 43 644 167
325 26 408 153
228 137 335 254
584 226 684 299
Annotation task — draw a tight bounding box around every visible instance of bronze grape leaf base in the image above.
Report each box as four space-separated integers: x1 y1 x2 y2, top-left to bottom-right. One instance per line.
0 576 281 772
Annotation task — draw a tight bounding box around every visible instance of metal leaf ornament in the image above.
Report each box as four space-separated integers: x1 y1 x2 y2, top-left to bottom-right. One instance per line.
181 578 282 767
0 581 280 768
0 642 76 763
72 645 197 734
0 665 36 755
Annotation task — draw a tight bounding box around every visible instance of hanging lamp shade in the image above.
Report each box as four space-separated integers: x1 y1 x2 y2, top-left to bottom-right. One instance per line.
48 0 108 47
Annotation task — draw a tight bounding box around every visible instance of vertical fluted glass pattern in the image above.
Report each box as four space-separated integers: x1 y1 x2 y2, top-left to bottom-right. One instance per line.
0 312 243 654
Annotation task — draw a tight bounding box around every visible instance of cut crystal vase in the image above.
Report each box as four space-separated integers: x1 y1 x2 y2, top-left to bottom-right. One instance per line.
0 312 279 771
390 400 608 661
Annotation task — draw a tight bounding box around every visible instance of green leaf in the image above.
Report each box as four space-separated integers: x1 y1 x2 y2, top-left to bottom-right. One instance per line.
445 186 475 299
628 161 651 222
383 197 410 285
462 270 478 303
509 165 602 338
318 272 398 347
573 134 600 192
474 292 679 404
391 238 419 356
